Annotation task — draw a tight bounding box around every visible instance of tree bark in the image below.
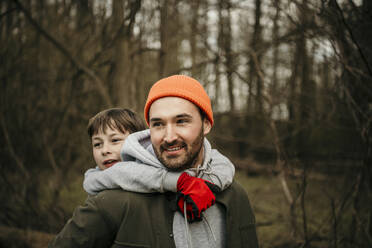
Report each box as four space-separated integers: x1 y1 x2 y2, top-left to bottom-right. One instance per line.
158 0 180 77
218 0 235 111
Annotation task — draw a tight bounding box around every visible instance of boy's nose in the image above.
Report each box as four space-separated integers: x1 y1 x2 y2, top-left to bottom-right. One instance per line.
101 144 111 155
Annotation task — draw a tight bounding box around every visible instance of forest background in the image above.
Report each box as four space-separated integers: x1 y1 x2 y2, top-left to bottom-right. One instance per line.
1 0 371 247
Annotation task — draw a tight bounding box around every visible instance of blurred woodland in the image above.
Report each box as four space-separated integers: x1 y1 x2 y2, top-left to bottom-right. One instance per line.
1 0 371 247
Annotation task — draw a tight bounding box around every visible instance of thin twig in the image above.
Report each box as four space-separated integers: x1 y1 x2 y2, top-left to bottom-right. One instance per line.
0 114 29 179
301 164 309 245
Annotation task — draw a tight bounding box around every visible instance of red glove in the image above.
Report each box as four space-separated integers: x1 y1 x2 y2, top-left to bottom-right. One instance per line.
176 172 221 222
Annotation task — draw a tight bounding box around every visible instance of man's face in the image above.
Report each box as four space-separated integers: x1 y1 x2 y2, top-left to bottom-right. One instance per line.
149 97 211 171
92 126 130 170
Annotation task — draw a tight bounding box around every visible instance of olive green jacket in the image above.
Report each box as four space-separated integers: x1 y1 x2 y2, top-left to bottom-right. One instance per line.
49 181 259 248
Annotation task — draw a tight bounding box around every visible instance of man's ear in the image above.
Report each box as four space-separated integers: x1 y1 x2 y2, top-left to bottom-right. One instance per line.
203 118 212 135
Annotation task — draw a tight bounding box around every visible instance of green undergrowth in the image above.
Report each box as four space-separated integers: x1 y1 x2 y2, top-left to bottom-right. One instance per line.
235 170 369 248
57 175 87 214
38 172 87 218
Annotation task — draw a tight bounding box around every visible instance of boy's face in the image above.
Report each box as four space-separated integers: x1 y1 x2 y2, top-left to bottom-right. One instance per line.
149 97 211 171
92 126 130 170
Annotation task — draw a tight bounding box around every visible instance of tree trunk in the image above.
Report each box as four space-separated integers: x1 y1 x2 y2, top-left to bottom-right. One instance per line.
190 0 200 77
218 0 235 111
111 0 131 107
158 0 180 77
252 0 263 115
270 0 280 115
110 0 141 108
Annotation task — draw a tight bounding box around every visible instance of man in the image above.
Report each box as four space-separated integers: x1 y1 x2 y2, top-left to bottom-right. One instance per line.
49 75 259 247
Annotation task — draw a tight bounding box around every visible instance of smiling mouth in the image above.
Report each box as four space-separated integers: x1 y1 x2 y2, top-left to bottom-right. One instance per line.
166 146 182 151
103 159 119 168
162 144 186 155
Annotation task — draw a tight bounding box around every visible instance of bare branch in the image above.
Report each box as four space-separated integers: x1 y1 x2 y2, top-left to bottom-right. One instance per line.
12 0 113 107
332 0 372 76
0 7 17 20
0 114 29 179
43 132 61 174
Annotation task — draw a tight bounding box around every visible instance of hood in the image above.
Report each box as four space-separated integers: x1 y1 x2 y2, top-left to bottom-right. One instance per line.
120 129 164 168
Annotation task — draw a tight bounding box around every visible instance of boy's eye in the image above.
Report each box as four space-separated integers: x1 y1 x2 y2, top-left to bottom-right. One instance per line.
112 138 121 143
151 122 162 127
93 143 102 148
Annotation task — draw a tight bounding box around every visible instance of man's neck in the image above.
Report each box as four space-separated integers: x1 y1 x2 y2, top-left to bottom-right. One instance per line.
192 144 205 169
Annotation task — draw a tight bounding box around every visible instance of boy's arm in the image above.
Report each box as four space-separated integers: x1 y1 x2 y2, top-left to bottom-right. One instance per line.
83 162 182 195
83 149 235 195
83 152 234 222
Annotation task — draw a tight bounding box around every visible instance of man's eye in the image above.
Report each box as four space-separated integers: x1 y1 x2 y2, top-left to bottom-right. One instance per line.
177 119 188 124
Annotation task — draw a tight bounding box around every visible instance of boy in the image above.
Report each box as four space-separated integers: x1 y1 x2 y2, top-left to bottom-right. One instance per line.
87 108 147 170
83 107 235 221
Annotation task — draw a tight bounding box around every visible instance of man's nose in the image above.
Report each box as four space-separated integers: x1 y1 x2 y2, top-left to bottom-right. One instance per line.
164 125 177 143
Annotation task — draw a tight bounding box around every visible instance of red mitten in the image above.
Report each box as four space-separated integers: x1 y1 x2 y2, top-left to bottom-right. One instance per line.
176 172 221 222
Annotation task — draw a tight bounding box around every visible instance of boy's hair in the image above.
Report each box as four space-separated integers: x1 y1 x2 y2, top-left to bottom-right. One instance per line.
87 108 147 138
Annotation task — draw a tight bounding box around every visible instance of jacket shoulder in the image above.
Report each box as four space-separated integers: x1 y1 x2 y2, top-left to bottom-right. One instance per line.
89 189 174 247
219 180 249 199
217 180 256 223
89 189 155 225
218 181 259 248
91 189 156 209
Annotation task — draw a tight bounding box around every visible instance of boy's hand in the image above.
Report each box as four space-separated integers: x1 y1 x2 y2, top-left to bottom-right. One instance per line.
176 172 221 222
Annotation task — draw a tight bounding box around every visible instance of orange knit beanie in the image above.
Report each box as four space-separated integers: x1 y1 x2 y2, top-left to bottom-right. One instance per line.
144 75 214 126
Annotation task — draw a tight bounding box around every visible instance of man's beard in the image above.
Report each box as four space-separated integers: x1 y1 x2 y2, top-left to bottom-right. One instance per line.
153 128 204 171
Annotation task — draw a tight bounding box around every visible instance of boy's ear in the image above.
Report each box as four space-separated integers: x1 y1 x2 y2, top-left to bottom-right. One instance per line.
203 118 212 135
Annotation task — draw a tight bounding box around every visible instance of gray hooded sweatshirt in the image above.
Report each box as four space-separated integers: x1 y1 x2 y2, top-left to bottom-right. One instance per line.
83 129 235 248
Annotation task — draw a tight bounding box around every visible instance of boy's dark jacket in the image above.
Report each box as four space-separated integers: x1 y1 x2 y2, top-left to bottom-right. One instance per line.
49 181 259 248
